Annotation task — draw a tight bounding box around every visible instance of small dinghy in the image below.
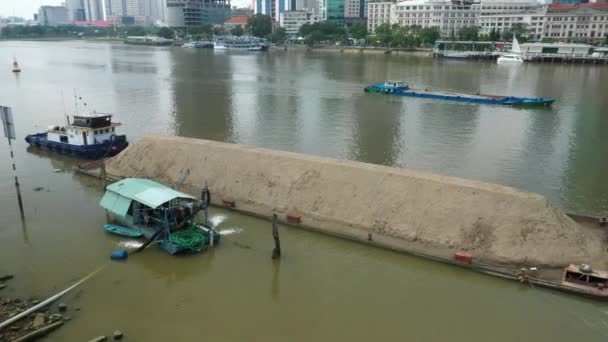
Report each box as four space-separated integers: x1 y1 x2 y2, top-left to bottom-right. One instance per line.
104 224 143 238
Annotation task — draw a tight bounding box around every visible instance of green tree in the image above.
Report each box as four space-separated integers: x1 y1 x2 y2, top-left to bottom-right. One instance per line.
305 30 325 46
374 23 393 47
349 22 367 40
267 27 287 43
230 25 244 36
248 14 273 37
509 23 530 43
458 26 478 41
419 27 440 46
188 25 213 39
157 27 174 39
488 28 500 41
299 23 314 37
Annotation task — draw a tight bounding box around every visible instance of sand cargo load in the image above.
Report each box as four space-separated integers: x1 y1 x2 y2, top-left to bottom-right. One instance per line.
99 136 608 294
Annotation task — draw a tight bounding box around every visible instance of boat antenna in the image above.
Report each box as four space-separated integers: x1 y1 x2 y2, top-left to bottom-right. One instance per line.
61 90 69 125
73 89 79 115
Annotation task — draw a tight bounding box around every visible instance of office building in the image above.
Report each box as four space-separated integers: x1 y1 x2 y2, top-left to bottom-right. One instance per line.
542 2 608 41
166 0 231 27
38 6 70 26
279 10 321 34
66 0 86 21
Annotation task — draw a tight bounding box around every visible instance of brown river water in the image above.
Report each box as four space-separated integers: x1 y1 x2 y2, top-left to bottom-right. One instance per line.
0 41 608 341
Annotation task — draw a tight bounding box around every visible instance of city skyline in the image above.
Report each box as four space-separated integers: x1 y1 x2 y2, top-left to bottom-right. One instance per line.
0 0 252 19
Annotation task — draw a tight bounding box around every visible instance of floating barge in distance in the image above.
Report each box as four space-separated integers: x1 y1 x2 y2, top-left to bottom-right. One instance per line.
364 81 555 107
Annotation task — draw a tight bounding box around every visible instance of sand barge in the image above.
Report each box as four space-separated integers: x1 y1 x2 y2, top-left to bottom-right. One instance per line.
103 136 606 269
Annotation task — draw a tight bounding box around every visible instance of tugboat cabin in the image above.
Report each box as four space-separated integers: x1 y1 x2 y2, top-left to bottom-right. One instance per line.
48 113 120 146
562 264 608 297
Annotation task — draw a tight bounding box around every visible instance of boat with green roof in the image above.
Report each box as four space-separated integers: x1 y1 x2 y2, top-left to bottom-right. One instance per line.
100 178 218 255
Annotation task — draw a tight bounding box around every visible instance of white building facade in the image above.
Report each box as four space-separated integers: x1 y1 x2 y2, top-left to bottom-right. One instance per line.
368 1 393 32
479 11 546 40
542 5 608 42
280 10 321 35
368 0 548 38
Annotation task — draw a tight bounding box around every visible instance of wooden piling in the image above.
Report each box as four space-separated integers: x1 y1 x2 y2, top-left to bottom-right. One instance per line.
272 214 281 259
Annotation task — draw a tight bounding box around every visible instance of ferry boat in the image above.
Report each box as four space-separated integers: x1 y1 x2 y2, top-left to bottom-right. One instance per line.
12 58 21 73
25 112 129 159
100 178 219 255
213 35 268 50
364 80 555 107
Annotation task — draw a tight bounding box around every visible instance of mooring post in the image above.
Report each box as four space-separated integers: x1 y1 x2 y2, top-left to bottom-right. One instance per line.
272 213 281 259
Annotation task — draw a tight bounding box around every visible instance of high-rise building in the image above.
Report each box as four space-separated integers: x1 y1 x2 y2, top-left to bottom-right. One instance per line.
83 0 106 21
166 0 231 27
66 0 86 21
326 0 345 23
105 0 146 25
254 0 297 21
38 6 70 25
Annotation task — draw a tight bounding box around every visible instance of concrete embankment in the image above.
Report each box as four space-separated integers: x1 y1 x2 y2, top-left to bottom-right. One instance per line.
104 136 606 268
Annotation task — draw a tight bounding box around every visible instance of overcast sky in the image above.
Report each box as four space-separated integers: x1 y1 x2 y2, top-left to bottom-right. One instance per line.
0 0 62 19
0 0 251 19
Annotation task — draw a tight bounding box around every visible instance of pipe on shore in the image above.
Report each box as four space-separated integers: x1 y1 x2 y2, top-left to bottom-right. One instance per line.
0 266 104 331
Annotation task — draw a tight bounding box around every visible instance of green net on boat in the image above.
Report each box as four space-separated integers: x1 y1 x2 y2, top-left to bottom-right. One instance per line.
169 227 207 252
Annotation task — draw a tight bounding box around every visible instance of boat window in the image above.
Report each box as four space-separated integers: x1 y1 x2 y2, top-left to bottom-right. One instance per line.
105 128 109 133
565 271 607 286
112 127 115 132
93 130 98 135
60 135 68 143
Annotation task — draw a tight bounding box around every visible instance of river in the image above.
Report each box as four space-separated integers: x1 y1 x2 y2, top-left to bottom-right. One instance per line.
0 40 607 341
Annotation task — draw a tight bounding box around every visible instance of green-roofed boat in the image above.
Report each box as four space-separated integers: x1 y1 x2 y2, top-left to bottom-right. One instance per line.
100 178 218 255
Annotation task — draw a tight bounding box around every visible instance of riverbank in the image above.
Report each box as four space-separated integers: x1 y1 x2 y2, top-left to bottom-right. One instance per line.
280 44 433 56
99 136 607 270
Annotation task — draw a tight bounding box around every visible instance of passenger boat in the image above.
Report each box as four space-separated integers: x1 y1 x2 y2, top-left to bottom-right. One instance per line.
213 35 268 51
364 80 555 107
100 178 219 255
25 112 129 159
12 58 21 73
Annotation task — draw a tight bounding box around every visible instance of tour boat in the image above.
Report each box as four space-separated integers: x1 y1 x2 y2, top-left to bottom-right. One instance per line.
25 112 129 159
213 35 268 50
364 80 555 107
12 58 21 73
497 53 524 64
100 178 219 255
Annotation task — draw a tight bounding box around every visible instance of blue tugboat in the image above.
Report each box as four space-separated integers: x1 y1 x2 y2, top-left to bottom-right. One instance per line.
364 81 555 107
25 112 129 159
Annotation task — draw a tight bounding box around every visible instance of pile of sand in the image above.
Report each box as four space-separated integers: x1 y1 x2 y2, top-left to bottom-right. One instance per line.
105 136 606 267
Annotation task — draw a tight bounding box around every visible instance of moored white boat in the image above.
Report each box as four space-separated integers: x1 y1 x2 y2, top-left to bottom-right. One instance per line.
497 36 524 64
497 53 524 64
